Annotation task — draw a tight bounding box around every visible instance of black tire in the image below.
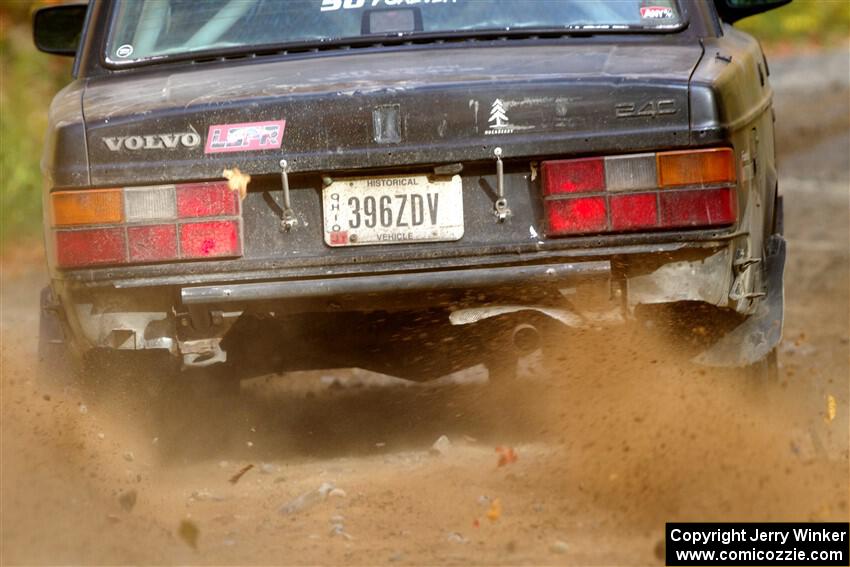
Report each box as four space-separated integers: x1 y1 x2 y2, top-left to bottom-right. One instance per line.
81 349 242 405
151 361 243 462
37 287 77 391
159 361 242 401
78 349 175 406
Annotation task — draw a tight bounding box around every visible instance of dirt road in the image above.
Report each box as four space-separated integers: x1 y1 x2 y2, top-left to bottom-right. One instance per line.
2 47 848 565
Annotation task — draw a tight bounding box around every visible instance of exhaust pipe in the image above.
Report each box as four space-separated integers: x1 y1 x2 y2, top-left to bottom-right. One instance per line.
511 324 541 354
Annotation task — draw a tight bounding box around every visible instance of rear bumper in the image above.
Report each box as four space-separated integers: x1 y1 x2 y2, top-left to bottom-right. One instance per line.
181 260 611 305
51 238 754 367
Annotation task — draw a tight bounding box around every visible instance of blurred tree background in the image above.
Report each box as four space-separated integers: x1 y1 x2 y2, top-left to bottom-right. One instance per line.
738 0 850 47
1 1 72 247
0 1 848 247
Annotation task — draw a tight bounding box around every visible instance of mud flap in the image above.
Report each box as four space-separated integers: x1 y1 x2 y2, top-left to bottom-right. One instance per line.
693 234 786 367
38 286 72 381
39 287 66 354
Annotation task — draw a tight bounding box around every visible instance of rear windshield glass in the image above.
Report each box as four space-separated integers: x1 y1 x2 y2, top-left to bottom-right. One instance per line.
106 0 683 64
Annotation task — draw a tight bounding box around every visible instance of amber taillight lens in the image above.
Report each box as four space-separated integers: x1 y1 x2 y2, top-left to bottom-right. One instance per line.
657 148 735 187
52 189 123 227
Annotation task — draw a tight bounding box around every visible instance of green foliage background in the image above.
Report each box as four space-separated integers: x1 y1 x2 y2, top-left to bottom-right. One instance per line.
0 1 847 246
1 2 72 246
738 0 850 46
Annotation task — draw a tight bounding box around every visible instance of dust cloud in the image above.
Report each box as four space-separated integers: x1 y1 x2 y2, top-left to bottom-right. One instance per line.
2 284 845 565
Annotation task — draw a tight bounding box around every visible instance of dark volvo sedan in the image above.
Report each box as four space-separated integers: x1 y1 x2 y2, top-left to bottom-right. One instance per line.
35 0 788 393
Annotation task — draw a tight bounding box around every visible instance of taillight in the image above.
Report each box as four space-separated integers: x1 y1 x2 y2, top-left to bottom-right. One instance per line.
127 224 178 263
659 188 737 228
51 181 242 269
542 148 737 236
546 196 607 234
56 228 126 267
124 185 176 222
610 193 657 231
179 220 241 258
52 188 124 226
542 157 605 195
657 149 735 187
177 183 239 218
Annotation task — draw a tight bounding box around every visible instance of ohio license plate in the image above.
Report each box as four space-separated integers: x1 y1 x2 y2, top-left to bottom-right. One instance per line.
322 174 464 247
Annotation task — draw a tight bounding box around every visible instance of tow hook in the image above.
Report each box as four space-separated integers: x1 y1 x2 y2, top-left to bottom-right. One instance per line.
493 147 512 222
279 159 298 231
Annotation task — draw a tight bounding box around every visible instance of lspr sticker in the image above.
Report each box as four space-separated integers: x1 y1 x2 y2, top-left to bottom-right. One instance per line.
205 120 286 154
640 6 674 19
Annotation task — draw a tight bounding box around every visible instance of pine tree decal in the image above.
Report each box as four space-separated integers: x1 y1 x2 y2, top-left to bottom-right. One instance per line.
489 99 508 128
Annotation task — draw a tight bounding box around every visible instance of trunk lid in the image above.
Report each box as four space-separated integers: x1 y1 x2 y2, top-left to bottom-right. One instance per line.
83 41 703 187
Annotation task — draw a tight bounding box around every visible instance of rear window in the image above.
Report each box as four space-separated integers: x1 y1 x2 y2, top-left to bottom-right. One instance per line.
105 0 684 64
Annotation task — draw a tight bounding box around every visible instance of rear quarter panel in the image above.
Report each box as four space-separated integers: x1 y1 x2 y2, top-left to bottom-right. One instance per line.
690 24 778 311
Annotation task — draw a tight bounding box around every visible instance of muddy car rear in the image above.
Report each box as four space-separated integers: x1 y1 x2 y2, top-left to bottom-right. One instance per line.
37 0 786 385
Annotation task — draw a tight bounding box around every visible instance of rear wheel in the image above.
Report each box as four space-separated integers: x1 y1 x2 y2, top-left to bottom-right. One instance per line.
79 349 175 406
158 361 242 401
41 341 241 418
37 287 78 391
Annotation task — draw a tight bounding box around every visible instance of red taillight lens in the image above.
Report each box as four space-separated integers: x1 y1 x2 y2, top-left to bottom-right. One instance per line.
541 158 605 196
177 182 238 218
541 148 737 237
610 193 658 231
659 187 737 228
56 228 126 268
546 197 608 235
52 180 243 268
127 224 178 262
179 220 241 259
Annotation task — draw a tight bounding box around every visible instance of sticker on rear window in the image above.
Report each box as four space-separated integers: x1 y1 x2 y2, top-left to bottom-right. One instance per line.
640 6 675 19
115 44 134 58
205 120 286 154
